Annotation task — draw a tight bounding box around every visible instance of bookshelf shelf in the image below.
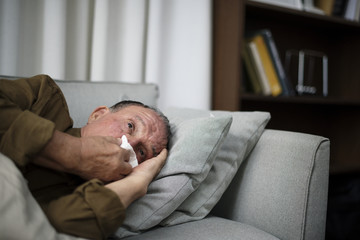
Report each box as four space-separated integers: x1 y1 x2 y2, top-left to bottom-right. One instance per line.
212 0 360 173
242 94 360 107
246 1 360 30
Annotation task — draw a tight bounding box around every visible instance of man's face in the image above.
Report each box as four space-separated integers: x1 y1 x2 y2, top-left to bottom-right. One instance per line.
82 105 167 164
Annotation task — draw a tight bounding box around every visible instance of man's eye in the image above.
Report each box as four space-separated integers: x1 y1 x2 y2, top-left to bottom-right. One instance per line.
139 149 145 156
128 122 133 129
137 149 146 164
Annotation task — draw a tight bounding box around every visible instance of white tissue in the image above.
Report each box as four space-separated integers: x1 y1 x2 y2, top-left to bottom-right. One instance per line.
120 135 138 168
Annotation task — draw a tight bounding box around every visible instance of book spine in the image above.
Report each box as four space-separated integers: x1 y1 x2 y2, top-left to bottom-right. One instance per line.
261 30 295 96
242 45 262 94
344 0 358 20
247 41 272 96
355 1 360 21
314 0 335 15
332 0 349 17
251 35 282 96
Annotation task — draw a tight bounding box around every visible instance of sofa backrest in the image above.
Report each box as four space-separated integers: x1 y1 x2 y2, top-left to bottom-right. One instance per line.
56 81 159 128
0 75 159 128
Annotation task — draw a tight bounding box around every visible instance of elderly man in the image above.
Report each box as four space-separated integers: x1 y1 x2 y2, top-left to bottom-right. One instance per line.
0 75 171 239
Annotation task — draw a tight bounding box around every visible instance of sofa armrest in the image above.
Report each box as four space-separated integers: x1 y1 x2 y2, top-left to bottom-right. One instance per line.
213 129 330 240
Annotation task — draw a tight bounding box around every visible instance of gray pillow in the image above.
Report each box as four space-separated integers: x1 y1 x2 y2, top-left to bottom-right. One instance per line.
115 114 233 238
160 109 271 226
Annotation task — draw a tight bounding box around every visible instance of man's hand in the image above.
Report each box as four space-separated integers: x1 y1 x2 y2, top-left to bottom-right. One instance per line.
34 130 133 182
76 136 133 181
105 148 168 208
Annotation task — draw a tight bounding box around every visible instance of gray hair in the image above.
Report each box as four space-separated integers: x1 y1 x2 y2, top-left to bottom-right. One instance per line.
109 100 171 150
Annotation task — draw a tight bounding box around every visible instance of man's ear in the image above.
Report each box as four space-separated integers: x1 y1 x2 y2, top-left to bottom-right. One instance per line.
88 106 110 123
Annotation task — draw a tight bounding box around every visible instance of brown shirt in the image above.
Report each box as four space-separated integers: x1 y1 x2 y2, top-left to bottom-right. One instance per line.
0 75 125 240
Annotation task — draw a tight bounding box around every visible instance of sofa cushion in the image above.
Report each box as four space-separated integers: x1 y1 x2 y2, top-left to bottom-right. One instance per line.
121 216 280 240
160 109 270 226
115 114 233 237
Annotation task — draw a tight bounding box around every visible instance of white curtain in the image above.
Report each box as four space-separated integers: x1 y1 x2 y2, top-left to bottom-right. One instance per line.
0 0 212 110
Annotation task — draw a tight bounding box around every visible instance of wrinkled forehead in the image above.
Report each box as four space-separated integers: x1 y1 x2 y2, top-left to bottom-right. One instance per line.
123 106 160 123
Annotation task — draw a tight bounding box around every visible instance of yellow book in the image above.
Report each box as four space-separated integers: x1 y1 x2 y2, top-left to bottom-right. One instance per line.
246 42 271 95
250 35 282 96
314 0 335 16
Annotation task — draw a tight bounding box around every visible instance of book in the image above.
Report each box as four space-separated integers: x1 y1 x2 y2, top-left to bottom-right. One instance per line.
258 29 295 96
314 0 335 15
303 0 326 14
249 35 282 96
242 44 262 94
344 0 359 21
247 41 272 95
355 0 360 20
332 0 348 17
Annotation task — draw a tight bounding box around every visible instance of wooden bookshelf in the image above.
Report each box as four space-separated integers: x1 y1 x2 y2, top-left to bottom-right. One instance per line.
212 0 360 173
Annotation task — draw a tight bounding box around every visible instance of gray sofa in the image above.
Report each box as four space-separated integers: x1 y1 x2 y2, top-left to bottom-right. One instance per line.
0 78 330 240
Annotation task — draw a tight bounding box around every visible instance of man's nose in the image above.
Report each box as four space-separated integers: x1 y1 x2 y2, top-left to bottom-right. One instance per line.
126 135 139 148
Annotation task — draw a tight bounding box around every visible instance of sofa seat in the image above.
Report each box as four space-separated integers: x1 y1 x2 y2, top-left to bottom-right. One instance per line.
123 216 280 240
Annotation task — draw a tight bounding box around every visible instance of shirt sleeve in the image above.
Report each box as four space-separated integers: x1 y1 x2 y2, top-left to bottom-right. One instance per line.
43 179 126 240
1 75 126 239
0 75 73 166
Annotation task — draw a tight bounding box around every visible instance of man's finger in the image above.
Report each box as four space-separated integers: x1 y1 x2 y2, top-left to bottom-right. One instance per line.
110 161 132 181
138 148 167 171
119 161 132 175
156 148 168 163
120 149 130 162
